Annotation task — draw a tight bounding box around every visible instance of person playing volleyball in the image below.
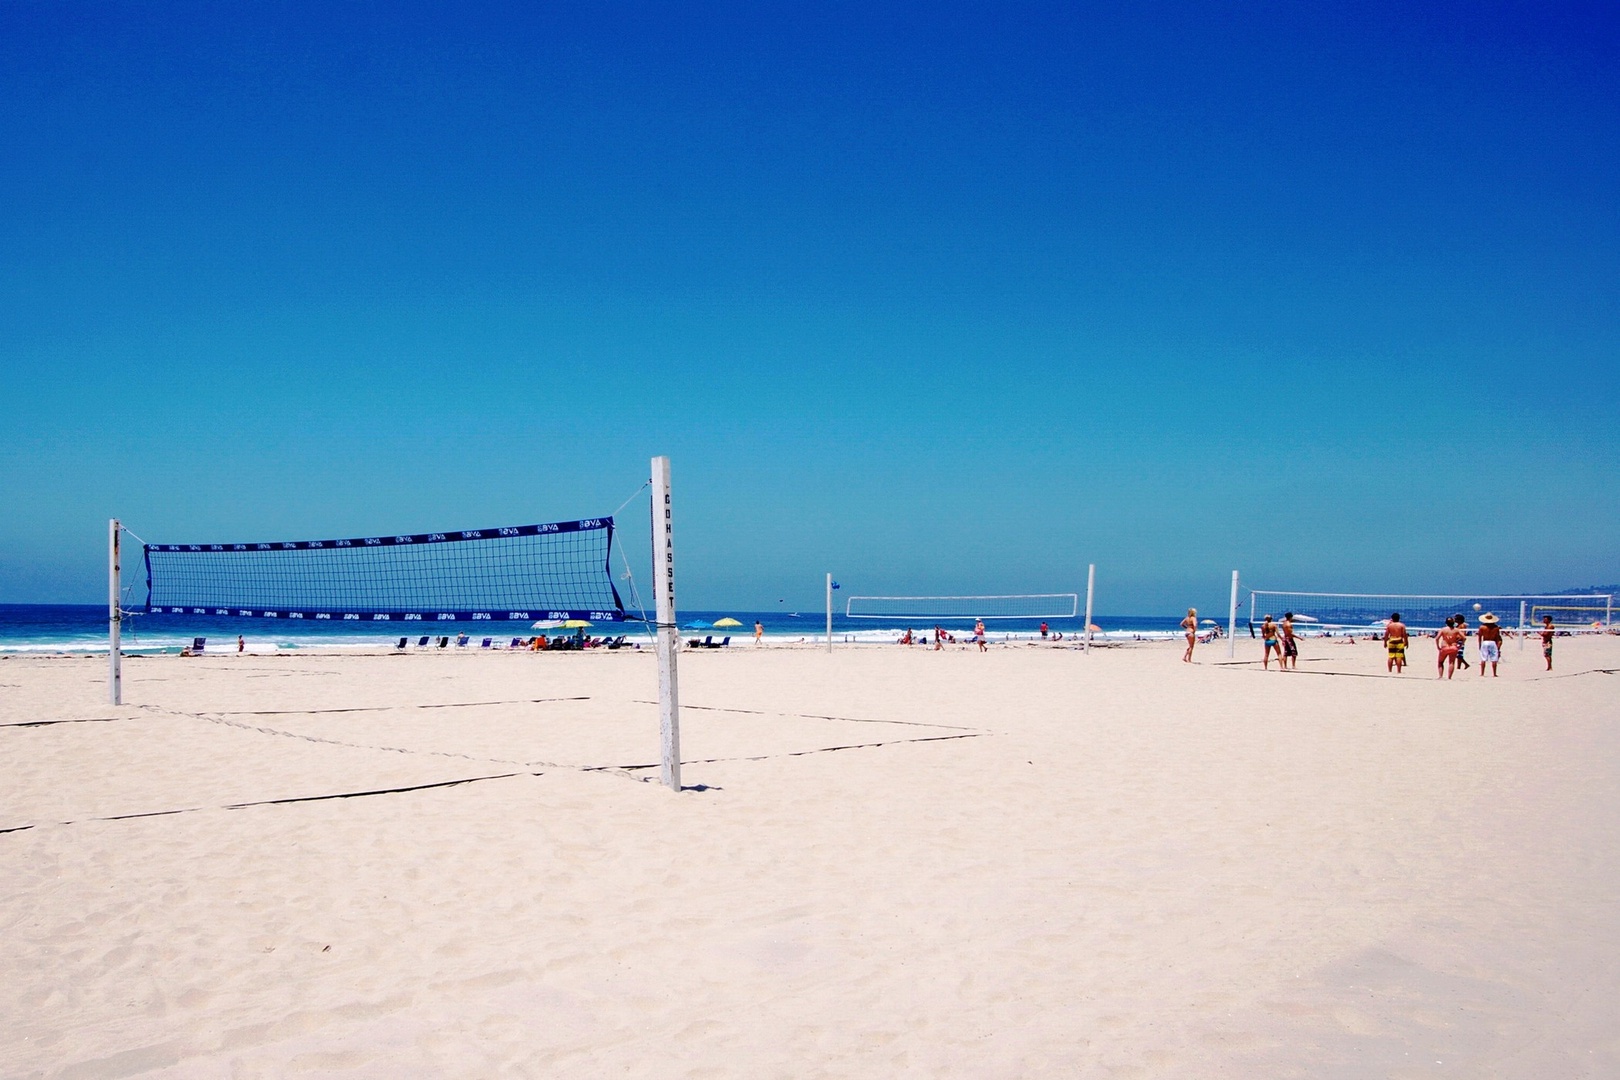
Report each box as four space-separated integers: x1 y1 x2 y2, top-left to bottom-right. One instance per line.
1477 613 1503 676
1180 608 1198 662
1384 613 1409 673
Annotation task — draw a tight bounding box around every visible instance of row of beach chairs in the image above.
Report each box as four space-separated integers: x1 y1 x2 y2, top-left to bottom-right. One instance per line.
685 635 731 649
391 635 631 651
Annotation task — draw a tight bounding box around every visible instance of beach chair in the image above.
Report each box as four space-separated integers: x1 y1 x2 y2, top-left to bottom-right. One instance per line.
394 637 407 651
689 635 712 649
454 634 469 647
509 637 522 648
437 636 449 648
715 636 731 648
606 635 627 649
479 637 492 649
416 636 430 648
191 637 206 654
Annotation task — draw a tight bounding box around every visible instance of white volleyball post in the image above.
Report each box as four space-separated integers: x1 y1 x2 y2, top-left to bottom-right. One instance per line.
1227 570 1239 658
651 457 681 791
109 518 122 705
826 573 834 653
1518 600 1527 652
1083 563 1095 654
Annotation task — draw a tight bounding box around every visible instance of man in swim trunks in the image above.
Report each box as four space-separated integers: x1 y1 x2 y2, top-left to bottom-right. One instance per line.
1541 615 1555 670
1261 615 1282 670
1452 614 1471 671
1477 613 1503 677
1280 612 1299 670
1384 613 1409 673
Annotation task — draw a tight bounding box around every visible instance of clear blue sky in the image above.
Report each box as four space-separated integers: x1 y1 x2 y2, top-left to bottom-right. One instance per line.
3 1 1616 614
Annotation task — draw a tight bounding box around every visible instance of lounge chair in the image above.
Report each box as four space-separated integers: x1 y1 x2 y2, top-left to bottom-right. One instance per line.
479 637 492 649
687 635 712 649
437 636 450 648
509 637 523 648
191 637 206 654
454 634 469 647
394 637 408 651
416 636 430 648
606 635 628 649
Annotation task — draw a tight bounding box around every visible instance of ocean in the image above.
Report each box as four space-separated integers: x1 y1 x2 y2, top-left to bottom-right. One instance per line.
0 604 1198 654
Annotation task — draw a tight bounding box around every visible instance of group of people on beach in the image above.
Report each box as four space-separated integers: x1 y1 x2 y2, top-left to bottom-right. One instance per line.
1383 612 1556 677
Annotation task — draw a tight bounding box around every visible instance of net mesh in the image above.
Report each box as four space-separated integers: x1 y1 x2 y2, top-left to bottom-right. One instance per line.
1246 591 1613 634
845 594 1079 620
145 519 624 622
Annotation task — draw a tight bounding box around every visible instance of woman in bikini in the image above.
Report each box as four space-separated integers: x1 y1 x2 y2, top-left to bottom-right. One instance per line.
1436 617 1461 679
1180 608 1198 662
1261 615 1283 670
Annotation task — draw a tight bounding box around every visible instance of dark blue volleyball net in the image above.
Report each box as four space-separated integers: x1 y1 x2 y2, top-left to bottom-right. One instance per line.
143 517 625 624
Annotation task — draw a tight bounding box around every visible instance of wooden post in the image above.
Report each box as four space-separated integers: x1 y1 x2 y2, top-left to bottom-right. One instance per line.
651 457 681 791
109 518 122 705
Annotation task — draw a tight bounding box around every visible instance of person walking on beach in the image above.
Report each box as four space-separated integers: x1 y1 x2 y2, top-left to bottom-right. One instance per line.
974 619 987 652
1384 613 1409 673
754 620 764 645
1453 614 1471 671
237 635 245 654
1261 615 1283 670
1281 612 1299 670
1180 608 1198 663
1541 615 1556 670
1040 621 1049 639
1436 617 1462 679
1478 613 1503 677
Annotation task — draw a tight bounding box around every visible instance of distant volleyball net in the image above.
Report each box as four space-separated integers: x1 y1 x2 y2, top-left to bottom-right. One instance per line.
1246 590 1614 635
845 593 1078 620
143 517 626 623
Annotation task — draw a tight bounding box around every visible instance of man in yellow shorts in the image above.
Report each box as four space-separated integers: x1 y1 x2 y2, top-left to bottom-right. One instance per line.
1384 612 1409 673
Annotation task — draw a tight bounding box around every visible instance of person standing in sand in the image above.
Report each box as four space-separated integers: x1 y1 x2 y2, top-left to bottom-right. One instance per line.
754 621 764 645
237 635 244 654
1453 614 1471 671
1180 608 1198 663
1384 612 1409 673
934 625 944 651
1541 615 1556 670
1261 615 1283 670
1436 617 1461 679
974 619 987 652
1478 612 1503 676
1281 612 1299 670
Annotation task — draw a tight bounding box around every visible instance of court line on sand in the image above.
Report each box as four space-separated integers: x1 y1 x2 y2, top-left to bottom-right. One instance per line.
0 731 991 836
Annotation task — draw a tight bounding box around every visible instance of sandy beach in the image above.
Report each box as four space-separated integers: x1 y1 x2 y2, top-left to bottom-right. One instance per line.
3 636 1618 1078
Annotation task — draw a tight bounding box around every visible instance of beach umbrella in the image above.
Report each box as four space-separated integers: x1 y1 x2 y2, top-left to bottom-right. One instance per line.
561 619 592 629
1087 623 1103 633
1200 619 1218 625
530 620 565 630
683 620 710 630
712 617 743 628
1292 614 1319 623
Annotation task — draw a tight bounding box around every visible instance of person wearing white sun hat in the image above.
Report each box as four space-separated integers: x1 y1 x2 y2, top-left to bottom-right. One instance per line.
1477 613 1503 677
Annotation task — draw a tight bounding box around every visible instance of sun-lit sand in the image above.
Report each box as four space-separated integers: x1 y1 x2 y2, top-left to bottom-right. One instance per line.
3 635 1618 1078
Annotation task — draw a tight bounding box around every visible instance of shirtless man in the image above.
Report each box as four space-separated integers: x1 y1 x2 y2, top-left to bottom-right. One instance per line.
1180 608 1198 663
1384 612 1409 673
1541 615 1555 671
1436 617 1461 679
1261 615 1283 670
1477 612 1503 677
1453 614 1471 671
1280 612 1299 670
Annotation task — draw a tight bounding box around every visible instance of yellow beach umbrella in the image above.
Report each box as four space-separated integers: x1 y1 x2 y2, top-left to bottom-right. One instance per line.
561 619 592 629
712 617 743 628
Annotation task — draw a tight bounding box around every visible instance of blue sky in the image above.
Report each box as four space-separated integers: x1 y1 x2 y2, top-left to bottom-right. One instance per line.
3 1 1616 613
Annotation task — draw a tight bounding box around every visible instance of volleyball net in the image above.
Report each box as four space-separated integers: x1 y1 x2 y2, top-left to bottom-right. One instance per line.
1246 590 1614 635
142 517 626 623
845 593 1079 621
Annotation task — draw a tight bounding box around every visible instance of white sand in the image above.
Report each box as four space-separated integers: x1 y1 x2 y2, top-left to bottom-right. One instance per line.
3 636 1618 1078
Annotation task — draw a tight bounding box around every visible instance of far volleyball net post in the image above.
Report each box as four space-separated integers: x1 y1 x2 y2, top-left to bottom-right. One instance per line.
1245 590 1614 651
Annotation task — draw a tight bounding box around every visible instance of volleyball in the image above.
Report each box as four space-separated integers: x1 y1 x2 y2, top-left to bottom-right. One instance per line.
1474 603 1482 611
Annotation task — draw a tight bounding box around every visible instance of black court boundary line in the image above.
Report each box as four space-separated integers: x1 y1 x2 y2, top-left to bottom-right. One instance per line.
599 732 988 771
212 696 590 717
1 716 122 729
1 772 537 834
629 700 982 732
